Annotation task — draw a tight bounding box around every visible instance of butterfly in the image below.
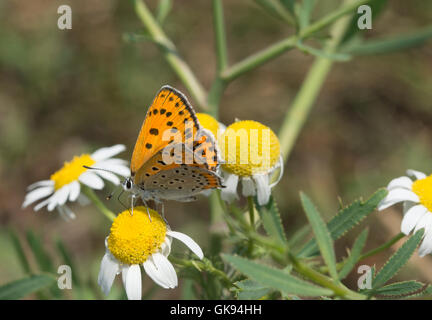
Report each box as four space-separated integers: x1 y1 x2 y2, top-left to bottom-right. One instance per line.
122 85 224 208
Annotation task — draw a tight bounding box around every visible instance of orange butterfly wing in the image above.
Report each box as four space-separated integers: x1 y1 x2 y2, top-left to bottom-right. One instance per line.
131 86 219 187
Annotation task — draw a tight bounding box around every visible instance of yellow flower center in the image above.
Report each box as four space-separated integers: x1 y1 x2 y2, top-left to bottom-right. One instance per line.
50 154 95 190
219 120 280 177
107 207 167 265
196 113 220 139
412 175 432 212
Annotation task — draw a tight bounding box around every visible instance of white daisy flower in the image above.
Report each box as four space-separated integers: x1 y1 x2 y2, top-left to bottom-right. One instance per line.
22 144 129 220
98 206 203 300
378 169 432 257
218 120 283 205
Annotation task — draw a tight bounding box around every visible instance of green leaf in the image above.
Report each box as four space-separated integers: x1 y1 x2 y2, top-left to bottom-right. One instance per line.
300 192 338 280
298 0 316 29
372 229 424 290
338 228 369 280
235 280 271 300
299 188 387 257
223 254 332 297
296 41 351 61
401 285 432 299
374 281 426 298
279 0 295 15
0 274 56 300
288 224 311 249
156 0 172 25
341 0 388 43
26 231 62 298
26 231 54 273
256 196 287 246
181 279 196 300
254 0 295 25
343 25 432 55
55 238 81 288
9 229 31 274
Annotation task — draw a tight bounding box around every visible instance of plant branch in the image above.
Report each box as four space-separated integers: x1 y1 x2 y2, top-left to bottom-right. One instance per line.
212 0 228 73
278 0 355 161
133 0 208 110
221 0 372 82
360 232 405 261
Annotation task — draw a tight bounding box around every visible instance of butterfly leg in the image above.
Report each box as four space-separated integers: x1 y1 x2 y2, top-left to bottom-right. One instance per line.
160 202 168 226
140 198 152 222
129 194 136 216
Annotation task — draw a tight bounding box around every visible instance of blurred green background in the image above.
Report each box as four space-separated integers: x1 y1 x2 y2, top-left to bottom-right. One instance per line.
1 0 432 299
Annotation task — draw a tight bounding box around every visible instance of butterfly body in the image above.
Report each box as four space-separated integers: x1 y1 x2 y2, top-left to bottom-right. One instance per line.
124 85 223 205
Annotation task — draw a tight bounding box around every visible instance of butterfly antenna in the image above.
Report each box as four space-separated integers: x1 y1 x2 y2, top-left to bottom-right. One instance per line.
83 165 120 176
117 189 128 211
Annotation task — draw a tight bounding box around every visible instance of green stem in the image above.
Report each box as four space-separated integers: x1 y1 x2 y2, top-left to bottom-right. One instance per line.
278 0 354 162
212 0 228 73
209 190 228 234
360 232 405 261
81 186 116 221
221 0 372 82
207 77 227 119
251 232 365 299
221 36 298 82
247 196 255 229
133 0 208 110
289 253 366 300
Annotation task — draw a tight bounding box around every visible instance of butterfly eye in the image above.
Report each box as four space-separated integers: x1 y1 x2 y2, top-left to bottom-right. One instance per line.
123 179 133 191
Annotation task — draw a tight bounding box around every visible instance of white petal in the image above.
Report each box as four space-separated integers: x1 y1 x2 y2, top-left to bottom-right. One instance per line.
377 189 420 211
96 158 129 166
269 155 284 189
47 190 63 211
253 174 271 206
97 253 120 296
91 144 126 161
143 258 170 289
77 194 90 206
56 185 70 206
57 205 76 221
22 186 54 208
160 236 172 257
26 180 54 191
166 231 203 259
419 231 432 257
403 201 416 214
34 197 53 211
241 177 256 197
216 123 226 140
220 172 239 203
414 214 432 234
387 176 413 191
93 169 121 186
401 204 428 235
79 171 104 190
68 181 81 202
121 264 142 300
406 169 427 180
152 253 178 288
93 162 130 177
